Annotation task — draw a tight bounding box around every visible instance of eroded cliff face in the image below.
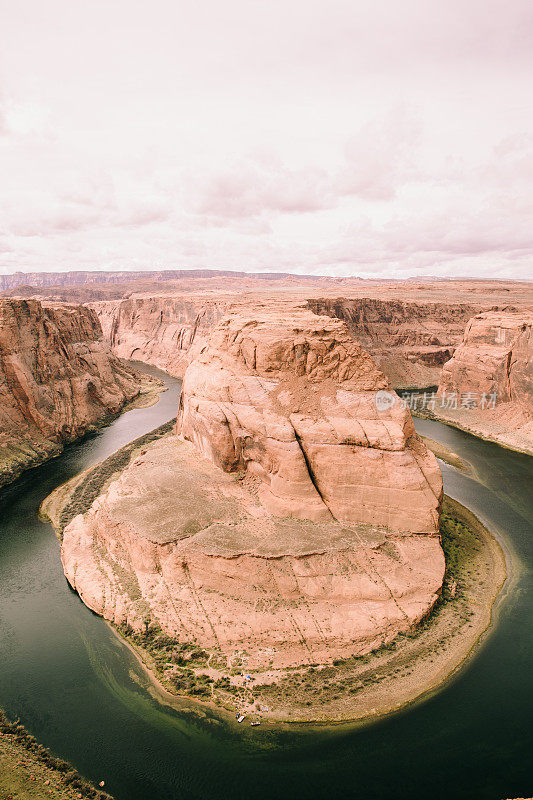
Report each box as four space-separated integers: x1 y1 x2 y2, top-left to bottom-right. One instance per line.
90 296 227 376
59 310 444 671
439 310 532 407
307 297 479 389
91 294 480 392
178 311 442 532
433 310 533 453
0 299 142 487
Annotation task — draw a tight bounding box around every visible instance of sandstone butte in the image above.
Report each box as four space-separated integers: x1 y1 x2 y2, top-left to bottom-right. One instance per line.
0 298 144 488
60 310 445 671
437 308 533 453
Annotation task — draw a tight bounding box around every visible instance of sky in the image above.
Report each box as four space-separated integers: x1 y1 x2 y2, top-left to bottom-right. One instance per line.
0 0 532 279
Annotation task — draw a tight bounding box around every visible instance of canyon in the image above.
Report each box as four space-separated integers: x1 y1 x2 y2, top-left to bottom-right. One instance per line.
3 271 532 455
0 270 527 732
0 298 151 488
306 297 478 388
89 292 481 390
54 309 445 677
91 296 227 376
431 309 533 453
86 288 533 454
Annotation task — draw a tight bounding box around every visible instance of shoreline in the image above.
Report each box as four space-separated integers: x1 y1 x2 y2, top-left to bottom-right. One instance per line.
0 369 165 493
419 435 469 472
0 711 114 800
37 391 509 729
413 408 533 458
105 496 507 728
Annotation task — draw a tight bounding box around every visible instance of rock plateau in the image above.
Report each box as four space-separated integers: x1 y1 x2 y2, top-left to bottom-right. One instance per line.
59 310 445 670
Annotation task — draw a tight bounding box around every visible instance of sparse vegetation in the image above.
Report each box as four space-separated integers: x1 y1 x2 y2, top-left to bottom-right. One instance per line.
117 622 219 699
109 498 504 725
0 709 114 799
42 418 176 536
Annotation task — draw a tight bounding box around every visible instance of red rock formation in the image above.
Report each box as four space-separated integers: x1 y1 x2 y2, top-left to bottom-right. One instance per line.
307 297 479 389
90 296 227 376
58 310 444 670
178 310 442 532
436 309 533 453
90 293 480 392
439 309 532 406
0 299 142 487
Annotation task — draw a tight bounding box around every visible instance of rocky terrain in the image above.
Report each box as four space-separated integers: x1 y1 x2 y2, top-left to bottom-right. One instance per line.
0 299 149 487
89 293 482 390
3 270 532 452
4 271 532 395
429 309 533 453
91 295 227 376
54 310 445 676
307 297 477 389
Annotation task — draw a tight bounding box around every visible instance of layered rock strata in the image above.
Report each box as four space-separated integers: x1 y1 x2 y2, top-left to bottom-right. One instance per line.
0 299 143 487
436 309 533 453
90 296 227 376
178 311 442 531
59 311 444 670
91 293 482 391
307 297 479 389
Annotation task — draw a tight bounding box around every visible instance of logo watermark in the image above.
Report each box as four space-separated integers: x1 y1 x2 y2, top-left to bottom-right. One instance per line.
375 390 397 412
374 389 498 412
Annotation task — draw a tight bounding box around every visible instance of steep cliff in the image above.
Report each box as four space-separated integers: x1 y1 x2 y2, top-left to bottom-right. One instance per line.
178 310 442 531
58 310 444 672
90 296 227 376
91 294 480 392
307 297 479 389
0 299 144 487
434 309 533 453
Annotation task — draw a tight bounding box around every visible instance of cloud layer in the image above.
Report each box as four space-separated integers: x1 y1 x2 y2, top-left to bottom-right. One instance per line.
0 0 532 278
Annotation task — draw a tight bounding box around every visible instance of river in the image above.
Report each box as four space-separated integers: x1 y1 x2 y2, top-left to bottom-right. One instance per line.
0 364 531 800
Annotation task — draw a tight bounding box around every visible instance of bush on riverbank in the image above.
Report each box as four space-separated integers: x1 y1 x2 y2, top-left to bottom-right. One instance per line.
118 621 216 698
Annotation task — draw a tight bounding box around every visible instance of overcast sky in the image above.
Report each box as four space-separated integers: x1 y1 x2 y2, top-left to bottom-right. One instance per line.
0 0 531 278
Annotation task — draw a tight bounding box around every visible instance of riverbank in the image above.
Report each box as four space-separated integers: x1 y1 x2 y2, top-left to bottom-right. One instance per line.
99 496 506 727
0 711 113 800
419 435 468 471
414 406 533 458
0 369 165 492
2 351 528 800
40 418 177 536
40 412 507 726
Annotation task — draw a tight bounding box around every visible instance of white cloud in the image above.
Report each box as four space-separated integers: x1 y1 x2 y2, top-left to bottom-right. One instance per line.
0 0 531 277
